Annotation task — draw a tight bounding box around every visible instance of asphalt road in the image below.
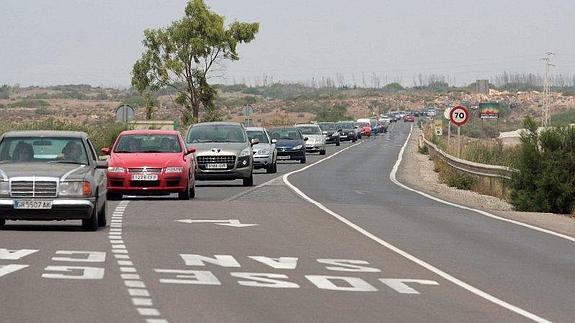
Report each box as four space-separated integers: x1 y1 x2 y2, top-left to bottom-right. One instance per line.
1 122 573 323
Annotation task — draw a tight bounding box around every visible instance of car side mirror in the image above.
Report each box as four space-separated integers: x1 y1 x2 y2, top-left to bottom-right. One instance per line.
250 138 259 146
100 147 111 155
304 137 309 141
96 160 108 169
271 139 277 144
185 147 196 155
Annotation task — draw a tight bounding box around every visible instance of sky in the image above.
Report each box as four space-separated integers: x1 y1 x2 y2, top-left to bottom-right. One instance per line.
0 0 573 87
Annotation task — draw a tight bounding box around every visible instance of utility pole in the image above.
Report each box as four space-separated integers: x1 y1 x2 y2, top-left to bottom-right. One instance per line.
542 52 555 127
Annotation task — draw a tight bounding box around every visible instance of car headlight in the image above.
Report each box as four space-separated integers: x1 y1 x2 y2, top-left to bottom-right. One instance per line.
165 167 183 173
107 167 125 173
293 145 303 150
59 181 91 197
259 149 270 155
0 180 9 197
239 147 251 157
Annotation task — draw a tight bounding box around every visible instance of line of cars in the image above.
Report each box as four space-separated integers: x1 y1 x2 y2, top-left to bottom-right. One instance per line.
0 118 395 230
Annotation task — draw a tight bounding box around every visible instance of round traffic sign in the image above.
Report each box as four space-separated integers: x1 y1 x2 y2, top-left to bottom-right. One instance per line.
443 107 452 120
450 106 469 126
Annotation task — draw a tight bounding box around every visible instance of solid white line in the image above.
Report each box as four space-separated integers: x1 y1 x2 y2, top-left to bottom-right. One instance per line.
390 126 575 243
282 130 551 323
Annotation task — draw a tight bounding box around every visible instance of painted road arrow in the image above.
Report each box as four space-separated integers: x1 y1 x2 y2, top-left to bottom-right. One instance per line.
176 219 258 227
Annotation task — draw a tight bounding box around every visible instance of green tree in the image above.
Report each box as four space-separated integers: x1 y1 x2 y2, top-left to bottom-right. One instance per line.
131 0 259 126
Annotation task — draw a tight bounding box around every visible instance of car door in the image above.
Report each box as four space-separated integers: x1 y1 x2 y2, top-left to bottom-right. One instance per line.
86 138 107 203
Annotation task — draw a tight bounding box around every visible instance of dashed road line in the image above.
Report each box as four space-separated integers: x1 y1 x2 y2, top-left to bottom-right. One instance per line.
282 128 551 323
108 201 169 323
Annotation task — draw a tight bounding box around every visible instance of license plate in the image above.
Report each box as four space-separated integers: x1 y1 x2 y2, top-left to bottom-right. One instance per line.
14 200 53 210
131 174 158 181
206 163 228 169
277 155 291 160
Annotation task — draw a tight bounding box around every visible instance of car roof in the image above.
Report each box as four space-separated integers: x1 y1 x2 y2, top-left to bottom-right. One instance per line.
191 122 242 127
119 129 181 135
1 130 88 138
245 127 267 131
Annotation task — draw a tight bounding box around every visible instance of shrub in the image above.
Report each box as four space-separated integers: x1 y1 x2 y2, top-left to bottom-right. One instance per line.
510 116 575 213
418 145 429 155
434 159 478 190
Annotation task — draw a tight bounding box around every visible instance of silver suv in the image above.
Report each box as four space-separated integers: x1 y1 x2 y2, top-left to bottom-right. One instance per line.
185 122 258 186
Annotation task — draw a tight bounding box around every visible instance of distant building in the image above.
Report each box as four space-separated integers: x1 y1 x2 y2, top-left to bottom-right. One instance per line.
476 80 489 95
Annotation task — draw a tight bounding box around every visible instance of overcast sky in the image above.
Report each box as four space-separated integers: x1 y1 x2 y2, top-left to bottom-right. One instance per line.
1 0 573 87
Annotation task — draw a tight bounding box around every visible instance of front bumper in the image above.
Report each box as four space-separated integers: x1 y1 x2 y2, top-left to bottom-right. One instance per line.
253 154 273 169
0 198 94 221
107 173 188 195
325 136 340 144
276 149 305 161
305 143 325 153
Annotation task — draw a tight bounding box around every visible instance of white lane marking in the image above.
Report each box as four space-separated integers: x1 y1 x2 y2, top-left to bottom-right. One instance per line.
282 134 551 323
223 142 362 202
109 202 168 322
391 126 575 243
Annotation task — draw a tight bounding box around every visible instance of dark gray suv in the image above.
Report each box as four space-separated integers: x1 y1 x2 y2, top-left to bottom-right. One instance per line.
185 122 258 186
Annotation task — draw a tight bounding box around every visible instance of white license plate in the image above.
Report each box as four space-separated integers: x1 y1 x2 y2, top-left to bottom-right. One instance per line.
206 163 228 169
14 200 53 210
131 174 158 181
277 155 291 160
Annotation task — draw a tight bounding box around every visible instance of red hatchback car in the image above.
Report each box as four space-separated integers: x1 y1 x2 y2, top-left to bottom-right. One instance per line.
101 130 196 200
403 115 416 122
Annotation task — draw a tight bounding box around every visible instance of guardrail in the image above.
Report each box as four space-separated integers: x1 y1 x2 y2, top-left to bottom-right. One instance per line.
420 132 516 180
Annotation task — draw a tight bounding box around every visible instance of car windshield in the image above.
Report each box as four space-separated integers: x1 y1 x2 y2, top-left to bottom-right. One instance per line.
187 125 247 143
246 130 269 144
356 122 370 127
339 123 354 129
295 126 322 135
114 134 182 153
269 128 303 140
318 123 336 131
0 137 89 165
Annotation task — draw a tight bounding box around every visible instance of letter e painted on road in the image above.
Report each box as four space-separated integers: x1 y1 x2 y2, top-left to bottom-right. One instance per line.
0 264 29 278
231 273 299 289
52 251 106 263
379 279 439 294
306 275 378 292
180 254 241 267
248 256 298 269
155 269 221 285
42 266 105 280
317 259 381 272
0 249 38 260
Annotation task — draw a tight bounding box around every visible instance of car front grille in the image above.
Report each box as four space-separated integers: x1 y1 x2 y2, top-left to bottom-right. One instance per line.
128 168 162 174
11 180 58 198
196 155 236 170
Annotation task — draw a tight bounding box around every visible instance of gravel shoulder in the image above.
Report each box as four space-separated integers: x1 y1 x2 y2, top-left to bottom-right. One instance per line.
396 126 575 238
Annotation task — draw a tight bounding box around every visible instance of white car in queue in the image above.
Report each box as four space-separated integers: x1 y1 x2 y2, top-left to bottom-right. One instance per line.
294 124 326 155
246 127 277 173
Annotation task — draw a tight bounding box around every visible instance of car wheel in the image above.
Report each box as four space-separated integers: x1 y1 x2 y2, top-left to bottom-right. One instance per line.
190 181 196 199
243 173 254 186
97 200 107 227
300 157 306 164
266 162 277 173
178 175 192 200
320 149 326 155
0 219 5 229
336 140 340 146
107 192 122 200
82 205 99 231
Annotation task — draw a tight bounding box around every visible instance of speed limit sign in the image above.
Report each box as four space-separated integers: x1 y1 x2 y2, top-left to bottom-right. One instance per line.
450 106 469 126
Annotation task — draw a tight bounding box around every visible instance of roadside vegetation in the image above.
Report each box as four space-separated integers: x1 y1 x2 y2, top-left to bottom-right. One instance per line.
0 119 128 151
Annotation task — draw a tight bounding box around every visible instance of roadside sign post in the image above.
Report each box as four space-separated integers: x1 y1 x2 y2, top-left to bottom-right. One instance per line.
115 104 135 124
443 107 453 147
449 106 469 158
241 105 254 127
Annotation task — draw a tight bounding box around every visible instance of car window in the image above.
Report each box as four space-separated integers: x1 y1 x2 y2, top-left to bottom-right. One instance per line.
339 123 354 129
269 128 303 140
0 137 89 165
86 139 98 161
114 134 182 153
187 125 247 143
295 126 322 135
246 130 269 144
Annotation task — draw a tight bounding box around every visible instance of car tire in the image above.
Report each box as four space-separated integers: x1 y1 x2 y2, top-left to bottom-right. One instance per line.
0 219 5 229
107 192 122 200
178 176 192 200
97 200 107 227
82 205 99 231
336 140 340 146
300 157 306 164
320 149 326 155
243 173 254 186
190 181 196 199
266 162 277 173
